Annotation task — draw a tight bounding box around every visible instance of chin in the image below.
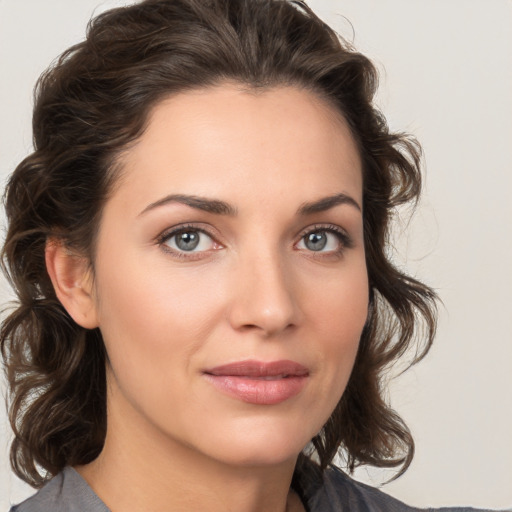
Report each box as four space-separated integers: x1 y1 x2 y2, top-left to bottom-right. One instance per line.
191 416 317 468
211 442 303 468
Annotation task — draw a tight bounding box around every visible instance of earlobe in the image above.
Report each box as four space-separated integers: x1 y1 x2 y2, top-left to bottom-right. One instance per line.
45 238 99 329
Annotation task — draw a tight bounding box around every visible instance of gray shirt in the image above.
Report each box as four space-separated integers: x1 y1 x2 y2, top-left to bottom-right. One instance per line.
9 465 509 512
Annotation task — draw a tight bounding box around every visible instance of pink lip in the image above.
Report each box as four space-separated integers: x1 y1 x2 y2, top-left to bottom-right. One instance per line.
203 360 309 405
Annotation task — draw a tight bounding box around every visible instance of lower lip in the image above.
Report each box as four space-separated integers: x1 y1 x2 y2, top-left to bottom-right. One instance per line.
204 375 308 405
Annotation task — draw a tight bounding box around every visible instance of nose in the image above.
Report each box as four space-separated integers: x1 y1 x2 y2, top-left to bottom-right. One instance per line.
227 249 300 337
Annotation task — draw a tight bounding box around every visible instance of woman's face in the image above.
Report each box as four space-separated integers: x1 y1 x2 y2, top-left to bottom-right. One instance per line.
90 84 368 467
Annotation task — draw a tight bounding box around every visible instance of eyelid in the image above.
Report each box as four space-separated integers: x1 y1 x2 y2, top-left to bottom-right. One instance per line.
295 223 354 252
155 222 353 259
156 223 223 257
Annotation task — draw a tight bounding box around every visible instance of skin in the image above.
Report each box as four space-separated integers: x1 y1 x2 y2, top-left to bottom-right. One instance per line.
48 84 369 512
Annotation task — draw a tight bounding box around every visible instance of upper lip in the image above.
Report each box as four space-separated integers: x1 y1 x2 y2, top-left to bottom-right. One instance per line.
204 360 309 378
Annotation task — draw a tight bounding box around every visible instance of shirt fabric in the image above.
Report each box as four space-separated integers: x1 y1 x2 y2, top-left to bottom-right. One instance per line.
9 465 507 512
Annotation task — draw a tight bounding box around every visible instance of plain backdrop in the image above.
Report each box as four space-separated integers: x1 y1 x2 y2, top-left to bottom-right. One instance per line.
1 1 511 510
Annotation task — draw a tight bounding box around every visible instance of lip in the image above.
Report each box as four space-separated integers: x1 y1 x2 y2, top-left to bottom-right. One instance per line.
203 360 309 405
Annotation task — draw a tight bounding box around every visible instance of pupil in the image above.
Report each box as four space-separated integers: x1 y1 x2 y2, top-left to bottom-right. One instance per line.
176 232 200 251
306 232 327 251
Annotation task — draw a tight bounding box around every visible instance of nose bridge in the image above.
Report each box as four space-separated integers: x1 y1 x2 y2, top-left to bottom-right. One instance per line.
229 239 298 336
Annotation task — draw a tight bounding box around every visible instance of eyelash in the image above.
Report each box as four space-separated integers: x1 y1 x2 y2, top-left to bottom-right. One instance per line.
156 223 353 259
156 224 217 260
296 224 353 257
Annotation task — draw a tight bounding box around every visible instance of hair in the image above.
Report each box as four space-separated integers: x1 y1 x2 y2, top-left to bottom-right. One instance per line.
1 0 436 488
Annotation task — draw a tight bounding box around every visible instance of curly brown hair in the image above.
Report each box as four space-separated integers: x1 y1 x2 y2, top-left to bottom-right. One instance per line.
1 0 436 488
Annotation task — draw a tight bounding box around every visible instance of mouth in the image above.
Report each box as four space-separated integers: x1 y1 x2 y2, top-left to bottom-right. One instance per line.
203 360 309 405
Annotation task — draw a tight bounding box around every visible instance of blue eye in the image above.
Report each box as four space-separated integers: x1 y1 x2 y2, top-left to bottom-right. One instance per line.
297 227 351 253
162 229 216 253
303 232 329 251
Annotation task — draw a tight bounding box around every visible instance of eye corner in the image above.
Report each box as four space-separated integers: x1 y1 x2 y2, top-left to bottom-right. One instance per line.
156 223 223 259
295 224 353 256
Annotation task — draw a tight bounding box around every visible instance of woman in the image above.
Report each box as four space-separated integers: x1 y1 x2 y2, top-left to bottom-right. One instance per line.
0 1 507 511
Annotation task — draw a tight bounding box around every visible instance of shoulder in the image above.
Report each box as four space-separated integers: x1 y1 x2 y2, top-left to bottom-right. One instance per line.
305 464 419 512
302 463 503 512
9 467 109 512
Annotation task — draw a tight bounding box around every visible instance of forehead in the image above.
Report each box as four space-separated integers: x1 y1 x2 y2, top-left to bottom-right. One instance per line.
112 84 363 213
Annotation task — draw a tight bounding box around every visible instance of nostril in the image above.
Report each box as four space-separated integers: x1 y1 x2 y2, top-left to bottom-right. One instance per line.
227 261 300 335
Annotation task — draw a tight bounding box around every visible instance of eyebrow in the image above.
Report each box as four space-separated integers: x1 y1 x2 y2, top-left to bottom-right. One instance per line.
297 193 361 215
139 194 238 217
138 191 361 217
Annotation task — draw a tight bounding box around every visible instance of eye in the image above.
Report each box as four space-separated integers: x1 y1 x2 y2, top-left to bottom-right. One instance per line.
296 226 352 254
159 227 218 254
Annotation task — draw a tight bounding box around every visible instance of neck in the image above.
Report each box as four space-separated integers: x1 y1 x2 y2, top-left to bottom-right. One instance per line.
76 386 305 512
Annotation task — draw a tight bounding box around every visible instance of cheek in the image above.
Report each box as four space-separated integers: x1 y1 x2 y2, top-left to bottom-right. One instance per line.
288 266 368 437
306 263 369 386
308 259 368 335
92 254 226 390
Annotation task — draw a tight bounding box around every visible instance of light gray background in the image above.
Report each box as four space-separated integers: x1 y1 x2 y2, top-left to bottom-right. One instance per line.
1 1 511 510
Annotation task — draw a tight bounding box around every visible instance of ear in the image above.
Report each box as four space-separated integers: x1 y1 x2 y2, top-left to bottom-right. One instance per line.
45 238 99 329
